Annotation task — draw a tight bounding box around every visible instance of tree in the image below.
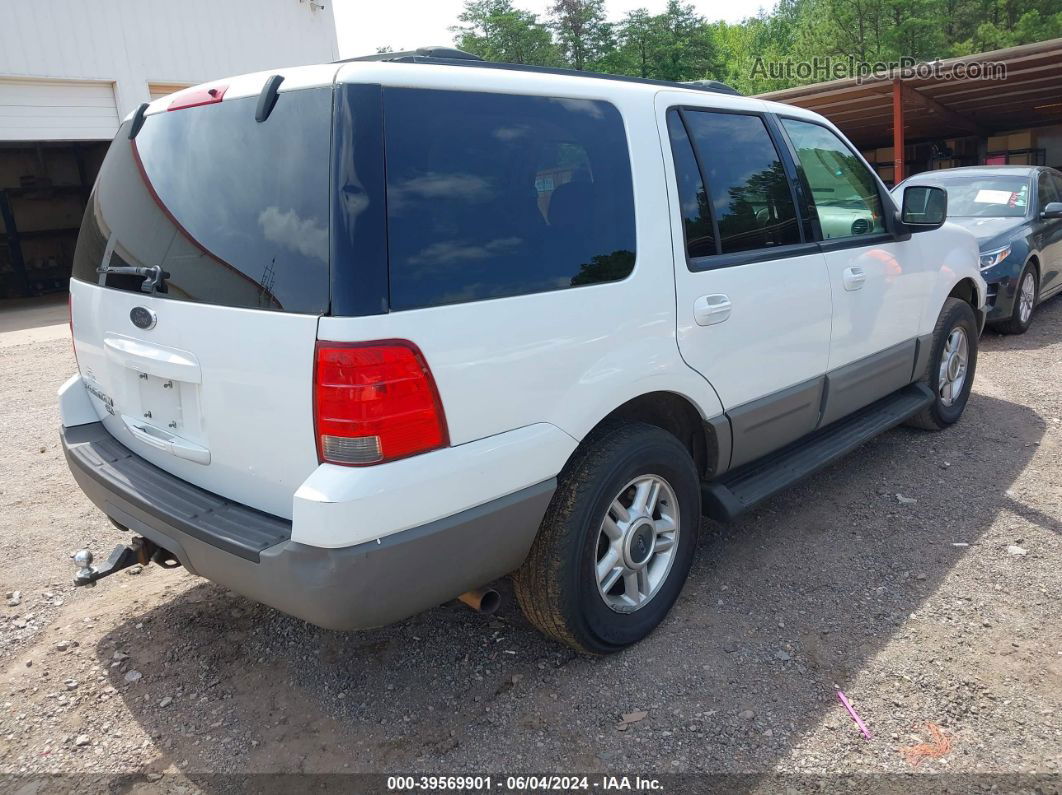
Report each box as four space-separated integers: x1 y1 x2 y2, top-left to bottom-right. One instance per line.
453 0 562 65
612 2 719 82
948 0 1062 53
821 0 888 61
649 0 719 82
614 9 659 77
549 0 614 70
451 0 1062 93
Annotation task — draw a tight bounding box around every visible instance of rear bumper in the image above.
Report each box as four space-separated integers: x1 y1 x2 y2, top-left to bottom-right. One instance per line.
62 422 554 630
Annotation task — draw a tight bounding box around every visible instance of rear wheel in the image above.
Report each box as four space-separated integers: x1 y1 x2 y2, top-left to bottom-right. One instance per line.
995 264 1037 335
907 297 978 431
514 423 700 654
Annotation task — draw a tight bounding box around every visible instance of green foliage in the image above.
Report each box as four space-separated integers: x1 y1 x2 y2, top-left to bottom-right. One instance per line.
949 3 1062 54
570 250 635 285
453 0 562 66
452 0 1062 91
605 2 720 80
549 0 614 70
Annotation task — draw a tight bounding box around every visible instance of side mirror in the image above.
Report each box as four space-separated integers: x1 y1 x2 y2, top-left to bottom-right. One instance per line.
1042 201 1062 219
899 185 948 232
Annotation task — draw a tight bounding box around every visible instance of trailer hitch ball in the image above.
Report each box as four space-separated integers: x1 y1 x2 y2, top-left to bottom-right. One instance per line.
73 539 153 586
74 549 95 583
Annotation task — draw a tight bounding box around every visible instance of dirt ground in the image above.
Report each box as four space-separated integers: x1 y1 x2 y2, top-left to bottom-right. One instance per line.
0 295 1059 791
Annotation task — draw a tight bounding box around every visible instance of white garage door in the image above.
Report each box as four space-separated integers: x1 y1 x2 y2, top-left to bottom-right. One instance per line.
148 83 192 102
0 78 119 141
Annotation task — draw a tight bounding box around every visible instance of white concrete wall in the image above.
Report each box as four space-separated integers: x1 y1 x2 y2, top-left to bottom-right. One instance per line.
0 0 338 122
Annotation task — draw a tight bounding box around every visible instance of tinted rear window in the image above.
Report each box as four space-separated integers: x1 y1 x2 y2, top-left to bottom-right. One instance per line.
382 88 636 310
73 88 332 314
666 110 716 258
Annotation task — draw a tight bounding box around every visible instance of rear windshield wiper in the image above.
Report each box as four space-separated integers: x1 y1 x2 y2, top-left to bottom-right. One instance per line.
97 264 170 293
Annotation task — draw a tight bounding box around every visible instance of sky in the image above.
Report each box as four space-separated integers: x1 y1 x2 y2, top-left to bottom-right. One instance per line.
331 0 774 59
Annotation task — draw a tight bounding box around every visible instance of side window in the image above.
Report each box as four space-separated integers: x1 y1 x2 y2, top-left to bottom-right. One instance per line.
383 88 636 310
1052 174 1062 207
665 110 716 258
780 118 885 240
682 110 800 255
1037 173 1058 211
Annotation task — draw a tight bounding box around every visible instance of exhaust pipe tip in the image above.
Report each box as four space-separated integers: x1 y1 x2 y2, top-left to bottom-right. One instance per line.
458 588 501 615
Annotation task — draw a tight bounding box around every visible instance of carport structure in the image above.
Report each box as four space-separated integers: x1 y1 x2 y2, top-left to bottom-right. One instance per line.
758 37 1062 184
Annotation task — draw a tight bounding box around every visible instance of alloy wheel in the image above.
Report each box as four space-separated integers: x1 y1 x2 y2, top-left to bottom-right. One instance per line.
938 326 969 407
595 474 680 613
1018 272 1035 325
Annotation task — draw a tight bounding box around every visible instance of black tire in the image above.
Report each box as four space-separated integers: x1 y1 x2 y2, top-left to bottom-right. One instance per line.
513 423 700 654
906 297 978 431
994 264 1037 335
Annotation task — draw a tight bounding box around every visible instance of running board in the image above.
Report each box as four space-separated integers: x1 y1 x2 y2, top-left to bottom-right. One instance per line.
702 383 934 522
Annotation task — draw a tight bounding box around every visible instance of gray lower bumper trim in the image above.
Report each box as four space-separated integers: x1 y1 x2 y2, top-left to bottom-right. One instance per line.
62 422 555 630
62 423 291 562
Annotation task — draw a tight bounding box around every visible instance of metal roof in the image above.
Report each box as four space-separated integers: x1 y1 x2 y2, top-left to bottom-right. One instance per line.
756 38 1062 147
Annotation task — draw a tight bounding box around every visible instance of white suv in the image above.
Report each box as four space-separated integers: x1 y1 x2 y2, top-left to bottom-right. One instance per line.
60 50 985 653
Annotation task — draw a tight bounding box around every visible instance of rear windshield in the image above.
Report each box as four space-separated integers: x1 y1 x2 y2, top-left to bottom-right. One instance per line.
72 88 332 314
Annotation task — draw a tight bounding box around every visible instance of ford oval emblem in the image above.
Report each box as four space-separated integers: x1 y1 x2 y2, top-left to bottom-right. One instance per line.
130 306 157 330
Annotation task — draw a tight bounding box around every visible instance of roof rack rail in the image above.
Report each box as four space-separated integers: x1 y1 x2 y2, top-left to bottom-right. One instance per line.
681 79 741 95
338 46 483 63
336 48 741 96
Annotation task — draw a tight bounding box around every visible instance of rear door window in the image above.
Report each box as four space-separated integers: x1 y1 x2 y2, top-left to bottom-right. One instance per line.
681 110 800 255
382 88 636 310
73 88 332 314
665 110 716 258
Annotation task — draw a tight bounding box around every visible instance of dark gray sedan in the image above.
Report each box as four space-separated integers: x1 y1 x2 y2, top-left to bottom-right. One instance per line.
893 166 1062 334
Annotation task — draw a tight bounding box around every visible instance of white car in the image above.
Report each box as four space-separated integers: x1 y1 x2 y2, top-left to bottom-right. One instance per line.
60 48 985 653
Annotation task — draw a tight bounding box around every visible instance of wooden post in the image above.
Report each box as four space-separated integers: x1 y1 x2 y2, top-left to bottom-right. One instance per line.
892 79 905 184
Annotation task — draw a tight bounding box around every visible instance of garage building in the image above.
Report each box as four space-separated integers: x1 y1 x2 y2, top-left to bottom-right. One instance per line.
0 0 338 301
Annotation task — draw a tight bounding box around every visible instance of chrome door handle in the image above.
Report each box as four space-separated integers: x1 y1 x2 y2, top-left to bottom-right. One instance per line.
843 266 866 291
694 294 732 326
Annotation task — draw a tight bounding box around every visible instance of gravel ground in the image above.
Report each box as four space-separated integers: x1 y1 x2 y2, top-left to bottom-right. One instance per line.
0 298 1059 790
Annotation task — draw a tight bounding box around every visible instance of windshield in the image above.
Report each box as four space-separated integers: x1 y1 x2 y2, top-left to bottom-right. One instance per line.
903 176 1031 219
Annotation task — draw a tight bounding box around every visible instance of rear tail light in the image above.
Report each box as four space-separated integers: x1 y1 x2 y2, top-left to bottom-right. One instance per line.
314 340 449 466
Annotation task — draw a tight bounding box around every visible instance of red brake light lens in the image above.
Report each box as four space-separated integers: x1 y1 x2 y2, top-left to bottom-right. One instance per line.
314 341 449 466
168 84 228 112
